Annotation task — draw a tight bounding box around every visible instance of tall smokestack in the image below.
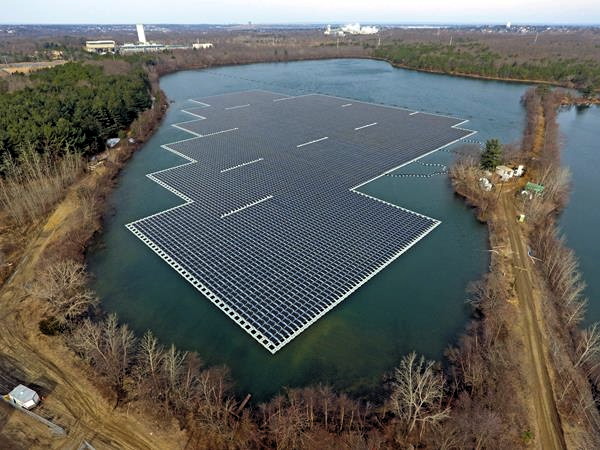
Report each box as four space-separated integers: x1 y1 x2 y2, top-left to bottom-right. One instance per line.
136 24 147 43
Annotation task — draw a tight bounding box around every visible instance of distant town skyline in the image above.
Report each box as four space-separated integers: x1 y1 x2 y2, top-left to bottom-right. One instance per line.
3 0 600 25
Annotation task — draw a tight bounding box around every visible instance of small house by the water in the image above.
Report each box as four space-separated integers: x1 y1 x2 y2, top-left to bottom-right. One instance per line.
479 177 493 191
106 138 120 149
514 165 525 177
8 384 40 410
495 165 514 181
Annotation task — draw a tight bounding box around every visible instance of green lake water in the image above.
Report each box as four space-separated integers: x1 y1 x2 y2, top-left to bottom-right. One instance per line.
558 106 600 325
88 59 536 401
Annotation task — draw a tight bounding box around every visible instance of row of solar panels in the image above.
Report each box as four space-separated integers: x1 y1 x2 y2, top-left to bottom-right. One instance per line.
128 90 474 352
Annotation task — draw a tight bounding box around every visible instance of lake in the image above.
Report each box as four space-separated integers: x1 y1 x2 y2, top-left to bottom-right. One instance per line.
558 105 600 326
88 59 546 401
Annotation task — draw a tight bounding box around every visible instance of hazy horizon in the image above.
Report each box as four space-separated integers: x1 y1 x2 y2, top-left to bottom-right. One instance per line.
3 0 600 26
2 21 600 26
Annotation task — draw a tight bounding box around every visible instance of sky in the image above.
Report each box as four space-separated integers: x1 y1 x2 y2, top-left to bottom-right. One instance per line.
3 0 600 25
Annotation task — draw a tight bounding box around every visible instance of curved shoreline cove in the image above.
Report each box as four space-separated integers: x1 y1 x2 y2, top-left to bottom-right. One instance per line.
87 59 530 400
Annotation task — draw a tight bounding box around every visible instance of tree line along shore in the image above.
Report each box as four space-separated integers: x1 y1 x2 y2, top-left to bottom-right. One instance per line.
373 42 600 96
450 86 600 448
3 29 600 94
0 45 599 448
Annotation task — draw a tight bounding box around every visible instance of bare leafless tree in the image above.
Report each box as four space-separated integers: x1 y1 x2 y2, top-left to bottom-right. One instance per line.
133 329 167 413
76 184 100 226
525 165 572 223
136 330 165 383
28 259 98 325
575 323 600 370
427 420 465 450
449 155 497 217
71 314 136 403
531 227 588 327
389 352 450 440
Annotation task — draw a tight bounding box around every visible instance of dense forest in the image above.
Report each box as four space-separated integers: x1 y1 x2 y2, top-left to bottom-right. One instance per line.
374 42 600 94
0 62 151 160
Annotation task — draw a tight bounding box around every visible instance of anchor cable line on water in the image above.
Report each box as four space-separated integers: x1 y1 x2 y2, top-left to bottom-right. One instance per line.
126 89 476 353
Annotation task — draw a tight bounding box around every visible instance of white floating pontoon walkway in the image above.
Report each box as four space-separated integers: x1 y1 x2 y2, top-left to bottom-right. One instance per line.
126 89 476 353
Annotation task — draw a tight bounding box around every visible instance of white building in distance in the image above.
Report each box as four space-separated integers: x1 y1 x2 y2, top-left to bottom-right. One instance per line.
324 25 345 36
84 40 116 54
341 23 379 35
120 24 167 53
193 42 214 49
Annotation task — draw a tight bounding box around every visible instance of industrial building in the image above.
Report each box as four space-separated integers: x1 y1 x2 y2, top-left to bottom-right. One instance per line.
119 42 167 53
325 23 379 36
193 42 214 49
342 23 379 35
84 40 116 54
84 24 208 54
119 24 165 53
118 24 195 53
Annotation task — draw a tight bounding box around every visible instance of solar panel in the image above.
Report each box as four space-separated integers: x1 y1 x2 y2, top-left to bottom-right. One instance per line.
127 89 476 353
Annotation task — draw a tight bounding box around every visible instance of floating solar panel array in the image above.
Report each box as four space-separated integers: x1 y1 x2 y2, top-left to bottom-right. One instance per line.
127 90 476 353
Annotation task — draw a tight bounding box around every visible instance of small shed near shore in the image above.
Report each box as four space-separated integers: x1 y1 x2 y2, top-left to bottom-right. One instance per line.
8 385 40 410
496 165 514 181
521 182 545 200
106 137 121 148
525 182 545 194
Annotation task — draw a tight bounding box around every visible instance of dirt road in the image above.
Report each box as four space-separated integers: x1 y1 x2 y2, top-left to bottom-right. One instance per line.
0 181 185 449
502 195 566 450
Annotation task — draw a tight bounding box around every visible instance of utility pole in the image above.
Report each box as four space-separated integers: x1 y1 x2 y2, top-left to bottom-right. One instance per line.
534 32 539 44
449 35 453 46
377 36 381 48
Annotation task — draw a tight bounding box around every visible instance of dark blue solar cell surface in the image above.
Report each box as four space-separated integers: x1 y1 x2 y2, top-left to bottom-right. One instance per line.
127 90 475 353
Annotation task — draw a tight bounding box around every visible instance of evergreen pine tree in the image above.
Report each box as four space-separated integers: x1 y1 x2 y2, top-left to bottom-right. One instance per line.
480 139 503 170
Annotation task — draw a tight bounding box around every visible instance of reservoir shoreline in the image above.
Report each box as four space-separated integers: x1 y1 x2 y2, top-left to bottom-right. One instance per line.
0 56 597 448
89 59 515 399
